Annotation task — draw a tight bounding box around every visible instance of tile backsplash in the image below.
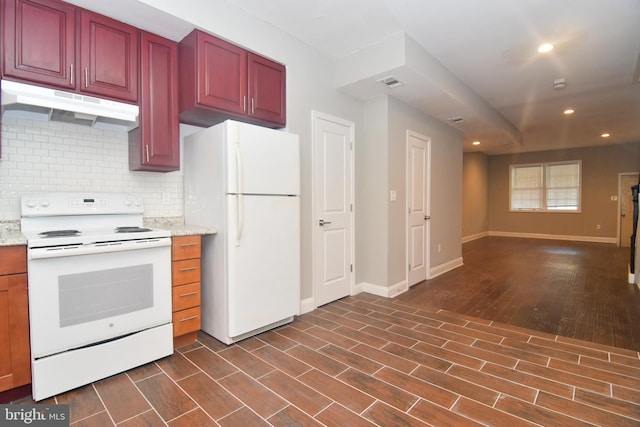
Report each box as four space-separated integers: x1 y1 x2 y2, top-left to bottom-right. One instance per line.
0 115 184 221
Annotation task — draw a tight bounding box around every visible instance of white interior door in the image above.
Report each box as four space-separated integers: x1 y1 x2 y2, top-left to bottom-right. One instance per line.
620 174 639 247
407 131 430 287
312 112 354 307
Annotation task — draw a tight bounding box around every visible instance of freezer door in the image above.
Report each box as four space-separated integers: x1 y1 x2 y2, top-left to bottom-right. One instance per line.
226 194 300 338
226 121 300 195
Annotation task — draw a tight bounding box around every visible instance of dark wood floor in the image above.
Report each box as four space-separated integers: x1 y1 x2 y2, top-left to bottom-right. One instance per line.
8 237 640 425
397 236 640 351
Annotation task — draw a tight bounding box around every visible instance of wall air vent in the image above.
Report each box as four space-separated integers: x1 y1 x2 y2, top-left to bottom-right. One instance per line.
377 76 404 88
448 117 464 123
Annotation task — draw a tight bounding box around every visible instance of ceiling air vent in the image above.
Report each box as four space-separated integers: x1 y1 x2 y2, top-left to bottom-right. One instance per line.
377 76 404 88
448 117 464 124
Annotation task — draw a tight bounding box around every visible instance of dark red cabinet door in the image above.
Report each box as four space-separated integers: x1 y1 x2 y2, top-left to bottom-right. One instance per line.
79 10 138 102
2 0 75 88
179 29 286 128
196 32 247 116
129 31 179 172
247 52 286 127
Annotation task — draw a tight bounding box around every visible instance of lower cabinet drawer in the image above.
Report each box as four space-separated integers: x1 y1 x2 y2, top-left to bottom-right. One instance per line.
173 306 201 337
172 258 201 286
172 283 200 311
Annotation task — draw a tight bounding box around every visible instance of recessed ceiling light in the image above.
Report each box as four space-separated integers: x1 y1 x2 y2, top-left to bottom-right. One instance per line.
601 133 610 138
563 109 574 115
472 141 480 145
537 43 554 53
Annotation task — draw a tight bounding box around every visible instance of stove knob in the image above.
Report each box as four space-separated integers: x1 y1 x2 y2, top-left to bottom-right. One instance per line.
25 199 37 208
124 199 132 207
38 199 50 207
134 199 142 207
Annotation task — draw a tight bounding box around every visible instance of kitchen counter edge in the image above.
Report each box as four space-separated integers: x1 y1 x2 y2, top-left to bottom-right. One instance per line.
0 230 27 246
160 225 217 236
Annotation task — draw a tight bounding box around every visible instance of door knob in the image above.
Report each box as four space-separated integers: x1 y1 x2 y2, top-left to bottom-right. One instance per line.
319 219 332 226
424 215 430 220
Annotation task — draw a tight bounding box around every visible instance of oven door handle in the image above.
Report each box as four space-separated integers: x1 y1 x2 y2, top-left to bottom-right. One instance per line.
28 238 171 259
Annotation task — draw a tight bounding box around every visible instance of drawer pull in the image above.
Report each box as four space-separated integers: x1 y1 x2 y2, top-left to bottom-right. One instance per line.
179 267 198 272
180 242 199 247
179 291 199 297
179 315 199 322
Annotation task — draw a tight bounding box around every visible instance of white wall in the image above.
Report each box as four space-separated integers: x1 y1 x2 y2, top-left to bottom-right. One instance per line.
388 97 463 279
356 95 463 292
357 97 390 287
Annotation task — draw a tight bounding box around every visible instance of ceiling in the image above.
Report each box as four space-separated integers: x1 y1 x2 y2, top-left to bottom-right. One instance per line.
66 0 640 155
222 0 640 155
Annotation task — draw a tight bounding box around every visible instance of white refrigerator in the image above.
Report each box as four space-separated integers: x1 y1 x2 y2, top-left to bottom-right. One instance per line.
184 120 300 344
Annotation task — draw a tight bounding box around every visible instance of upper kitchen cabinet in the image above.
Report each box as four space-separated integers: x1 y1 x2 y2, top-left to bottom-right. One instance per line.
179 29 286 129
2 0 138 103
78 10 138 102
247 52 286 126
129 31 179 172
2 0 76 88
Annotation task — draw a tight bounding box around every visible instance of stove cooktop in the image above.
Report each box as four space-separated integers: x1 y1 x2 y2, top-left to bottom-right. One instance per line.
24 226 171 248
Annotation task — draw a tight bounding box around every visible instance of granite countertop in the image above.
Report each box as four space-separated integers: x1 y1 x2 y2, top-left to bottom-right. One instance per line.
157 224 217 236
0 218 216 247
0 229 27 246
143 217 217 236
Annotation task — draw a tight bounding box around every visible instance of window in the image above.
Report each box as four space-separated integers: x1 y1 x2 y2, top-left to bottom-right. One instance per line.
510 161 581 212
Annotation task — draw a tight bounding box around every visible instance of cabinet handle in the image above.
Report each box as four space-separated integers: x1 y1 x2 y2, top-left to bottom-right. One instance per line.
180 243 198 247
179 315 199 322
243 96 246 112
145 145 150 162
70 64 74 85
179 291 198 297
251 98 255 114
179 267 198 272
84 68 88 88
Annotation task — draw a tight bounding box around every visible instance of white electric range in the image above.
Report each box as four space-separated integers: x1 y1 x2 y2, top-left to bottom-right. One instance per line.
21 192 173 401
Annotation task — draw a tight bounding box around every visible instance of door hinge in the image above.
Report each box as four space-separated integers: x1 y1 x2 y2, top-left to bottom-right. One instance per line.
408 263 411 271
350 264 353 273
350 203 353 212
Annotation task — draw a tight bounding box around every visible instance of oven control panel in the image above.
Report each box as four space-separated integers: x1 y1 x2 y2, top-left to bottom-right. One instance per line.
21 192 144 217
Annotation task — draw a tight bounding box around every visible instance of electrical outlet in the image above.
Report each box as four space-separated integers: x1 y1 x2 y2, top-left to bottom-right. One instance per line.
162 192 171 205
390 190 397 202
596 224 601 230
438 243 442 253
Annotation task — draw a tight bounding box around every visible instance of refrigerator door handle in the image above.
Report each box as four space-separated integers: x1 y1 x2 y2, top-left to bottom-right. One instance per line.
236 194 244 246
234 144 245 246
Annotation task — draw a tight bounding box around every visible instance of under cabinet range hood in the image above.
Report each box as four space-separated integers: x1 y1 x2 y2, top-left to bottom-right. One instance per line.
1 79 139 129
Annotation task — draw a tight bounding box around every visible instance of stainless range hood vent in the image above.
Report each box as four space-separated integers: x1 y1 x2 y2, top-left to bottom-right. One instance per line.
1 79 139 129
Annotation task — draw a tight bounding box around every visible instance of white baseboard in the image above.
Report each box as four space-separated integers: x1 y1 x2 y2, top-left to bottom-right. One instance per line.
462 231 489 243
300 297 315 314
429 257 464 279
359 279 408 298
487 231 617 244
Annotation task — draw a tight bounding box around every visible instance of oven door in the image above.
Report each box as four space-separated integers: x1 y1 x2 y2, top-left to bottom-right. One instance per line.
27 238 172 359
